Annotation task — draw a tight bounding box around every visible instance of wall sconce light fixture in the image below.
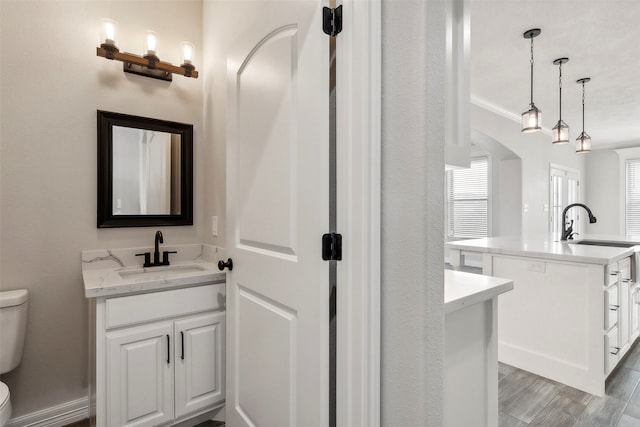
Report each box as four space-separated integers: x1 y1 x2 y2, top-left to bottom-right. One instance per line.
521 28 542 133
576 77 591 153
552 57 570 144
96 18 198 81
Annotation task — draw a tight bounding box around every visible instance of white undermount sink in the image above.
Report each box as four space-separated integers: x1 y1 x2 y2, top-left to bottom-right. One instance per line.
118 264 208 280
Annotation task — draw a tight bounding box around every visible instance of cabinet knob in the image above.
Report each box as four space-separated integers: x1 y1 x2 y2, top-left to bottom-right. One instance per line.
218 258 233 271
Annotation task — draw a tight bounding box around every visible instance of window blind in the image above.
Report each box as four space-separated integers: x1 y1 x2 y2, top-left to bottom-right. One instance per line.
627 159 640 235
447 157 488 239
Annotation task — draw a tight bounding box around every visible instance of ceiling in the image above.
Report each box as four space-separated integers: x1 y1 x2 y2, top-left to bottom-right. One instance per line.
471 0 640 148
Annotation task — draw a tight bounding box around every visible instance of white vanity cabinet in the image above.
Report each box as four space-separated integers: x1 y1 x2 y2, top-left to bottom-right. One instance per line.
96 283 225 427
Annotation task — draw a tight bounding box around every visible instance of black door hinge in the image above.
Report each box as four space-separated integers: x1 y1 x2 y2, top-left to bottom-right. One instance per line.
323 5 343 37
322 233 342 261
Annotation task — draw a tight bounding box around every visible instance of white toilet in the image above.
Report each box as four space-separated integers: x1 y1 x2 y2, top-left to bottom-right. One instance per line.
0 290 29 427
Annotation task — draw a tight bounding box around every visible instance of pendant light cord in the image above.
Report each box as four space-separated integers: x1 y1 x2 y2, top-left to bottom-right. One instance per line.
559 63 563 119
581 82 585 133
530 37 534 105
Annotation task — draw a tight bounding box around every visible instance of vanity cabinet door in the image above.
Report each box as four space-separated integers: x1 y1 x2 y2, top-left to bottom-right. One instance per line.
106 321 174 427
174 312 226 419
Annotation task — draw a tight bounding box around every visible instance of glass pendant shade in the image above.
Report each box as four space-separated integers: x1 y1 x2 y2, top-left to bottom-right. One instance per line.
552 120 570 144
576 77 591 154
522 103 542 133
576 131 591 153
181 41 194 66
552 57 570 145
522 29 541 133
144 30 159 58
101 18 118 48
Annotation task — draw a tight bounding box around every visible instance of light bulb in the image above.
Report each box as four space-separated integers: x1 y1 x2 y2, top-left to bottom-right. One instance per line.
145 31 159 57
101 18 118 47
181 41 194 65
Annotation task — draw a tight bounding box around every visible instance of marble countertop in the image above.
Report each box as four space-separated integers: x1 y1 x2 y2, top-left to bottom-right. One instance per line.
444 270 513 314
446 235 640 265
82 243 226 298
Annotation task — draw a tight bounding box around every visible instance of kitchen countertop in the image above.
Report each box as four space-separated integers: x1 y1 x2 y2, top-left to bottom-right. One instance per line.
82 243 226 298
444 269 513 314
446 235 640 265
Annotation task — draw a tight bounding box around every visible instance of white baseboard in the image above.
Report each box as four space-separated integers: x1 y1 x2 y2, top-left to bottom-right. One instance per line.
6 397 88 427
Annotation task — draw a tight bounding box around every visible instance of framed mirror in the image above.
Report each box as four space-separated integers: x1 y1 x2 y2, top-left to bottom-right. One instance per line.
97 110 193 228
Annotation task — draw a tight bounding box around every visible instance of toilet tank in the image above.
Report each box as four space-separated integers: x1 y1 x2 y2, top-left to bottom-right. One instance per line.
0 290 28 374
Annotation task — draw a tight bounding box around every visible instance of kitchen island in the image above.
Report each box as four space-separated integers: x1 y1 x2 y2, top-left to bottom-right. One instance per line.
444 270 513 427
446 236 640 396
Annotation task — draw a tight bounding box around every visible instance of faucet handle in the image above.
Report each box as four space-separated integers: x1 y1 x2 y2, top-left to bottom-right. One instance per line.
162 250 177 265
136 252 151 267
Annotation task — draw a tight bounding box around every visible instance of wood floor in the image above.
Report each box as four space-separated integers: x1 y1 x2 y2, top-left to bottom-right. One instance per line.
499 339 640 426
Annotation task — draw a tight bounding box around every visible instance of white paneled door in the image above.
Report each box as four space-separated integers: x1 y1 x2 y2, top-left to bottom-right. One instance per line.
225 1 329 426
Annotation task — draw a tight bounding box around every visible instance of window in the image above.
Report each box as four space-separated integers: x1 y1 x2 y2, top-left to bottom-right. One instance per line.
549 165 579 236
446 156 489 239
626 159 640 235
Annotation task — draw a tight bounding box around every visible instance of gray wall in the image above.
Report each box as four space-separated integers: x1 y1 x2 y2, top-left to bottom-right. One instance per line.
498 158 523 237
0 0 204 417
381 0 445 424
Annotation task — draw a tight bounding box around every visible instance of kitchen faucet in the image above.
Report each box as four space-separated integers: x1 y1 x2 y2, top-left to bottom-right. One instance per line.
135 230 177 267
560 203 597 241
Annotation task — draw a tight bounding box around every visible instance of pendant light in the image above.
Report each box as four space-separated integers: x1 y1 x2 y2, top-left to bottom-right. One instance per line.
576 77 591 153
552 58 570 144
522 28 542 133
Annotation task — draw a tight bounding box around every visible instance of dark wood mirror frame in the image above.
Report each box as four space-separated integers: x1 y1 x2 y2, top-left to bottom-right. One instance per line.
97 110 193 228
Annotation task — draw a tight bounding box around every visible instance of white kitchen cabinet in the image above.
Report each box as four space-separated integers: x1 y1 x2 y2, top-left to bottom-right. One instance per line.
632 285 640 341
605 326 620 375
444 0 470 169
447 237 639 396
605 284 619 331
96 283 226 426
620 279 631 354
605 257 635 368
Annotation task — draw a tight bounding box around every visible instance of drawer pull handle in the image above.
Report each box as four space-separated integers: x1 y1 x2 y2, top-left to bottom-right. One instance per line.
611 347 621 356
181 331 185 360
611 271 620 276
610 305 620 311
167 334 170 364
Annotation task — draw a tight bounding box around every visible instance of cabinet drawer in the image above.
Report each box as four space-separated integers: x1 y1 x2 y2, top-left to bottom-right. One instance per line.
620 257 632 281
607 262 620 286
606 284 619 331
106 284 225 329
633 286 640 338
605 326 620 375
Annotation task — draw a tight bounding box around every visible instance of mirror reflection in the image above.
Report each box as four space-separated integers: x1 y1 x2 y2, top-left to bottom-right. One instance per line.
112 126 182 215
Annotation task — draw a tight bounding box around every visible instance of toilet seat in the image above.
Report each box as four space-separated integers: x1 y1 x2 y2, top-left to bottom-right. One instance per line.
0 381 11 426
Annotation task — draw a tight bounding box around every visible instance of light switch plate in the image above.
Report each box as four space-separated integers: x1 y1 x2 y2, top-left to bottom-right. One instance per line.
211 216 218 237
